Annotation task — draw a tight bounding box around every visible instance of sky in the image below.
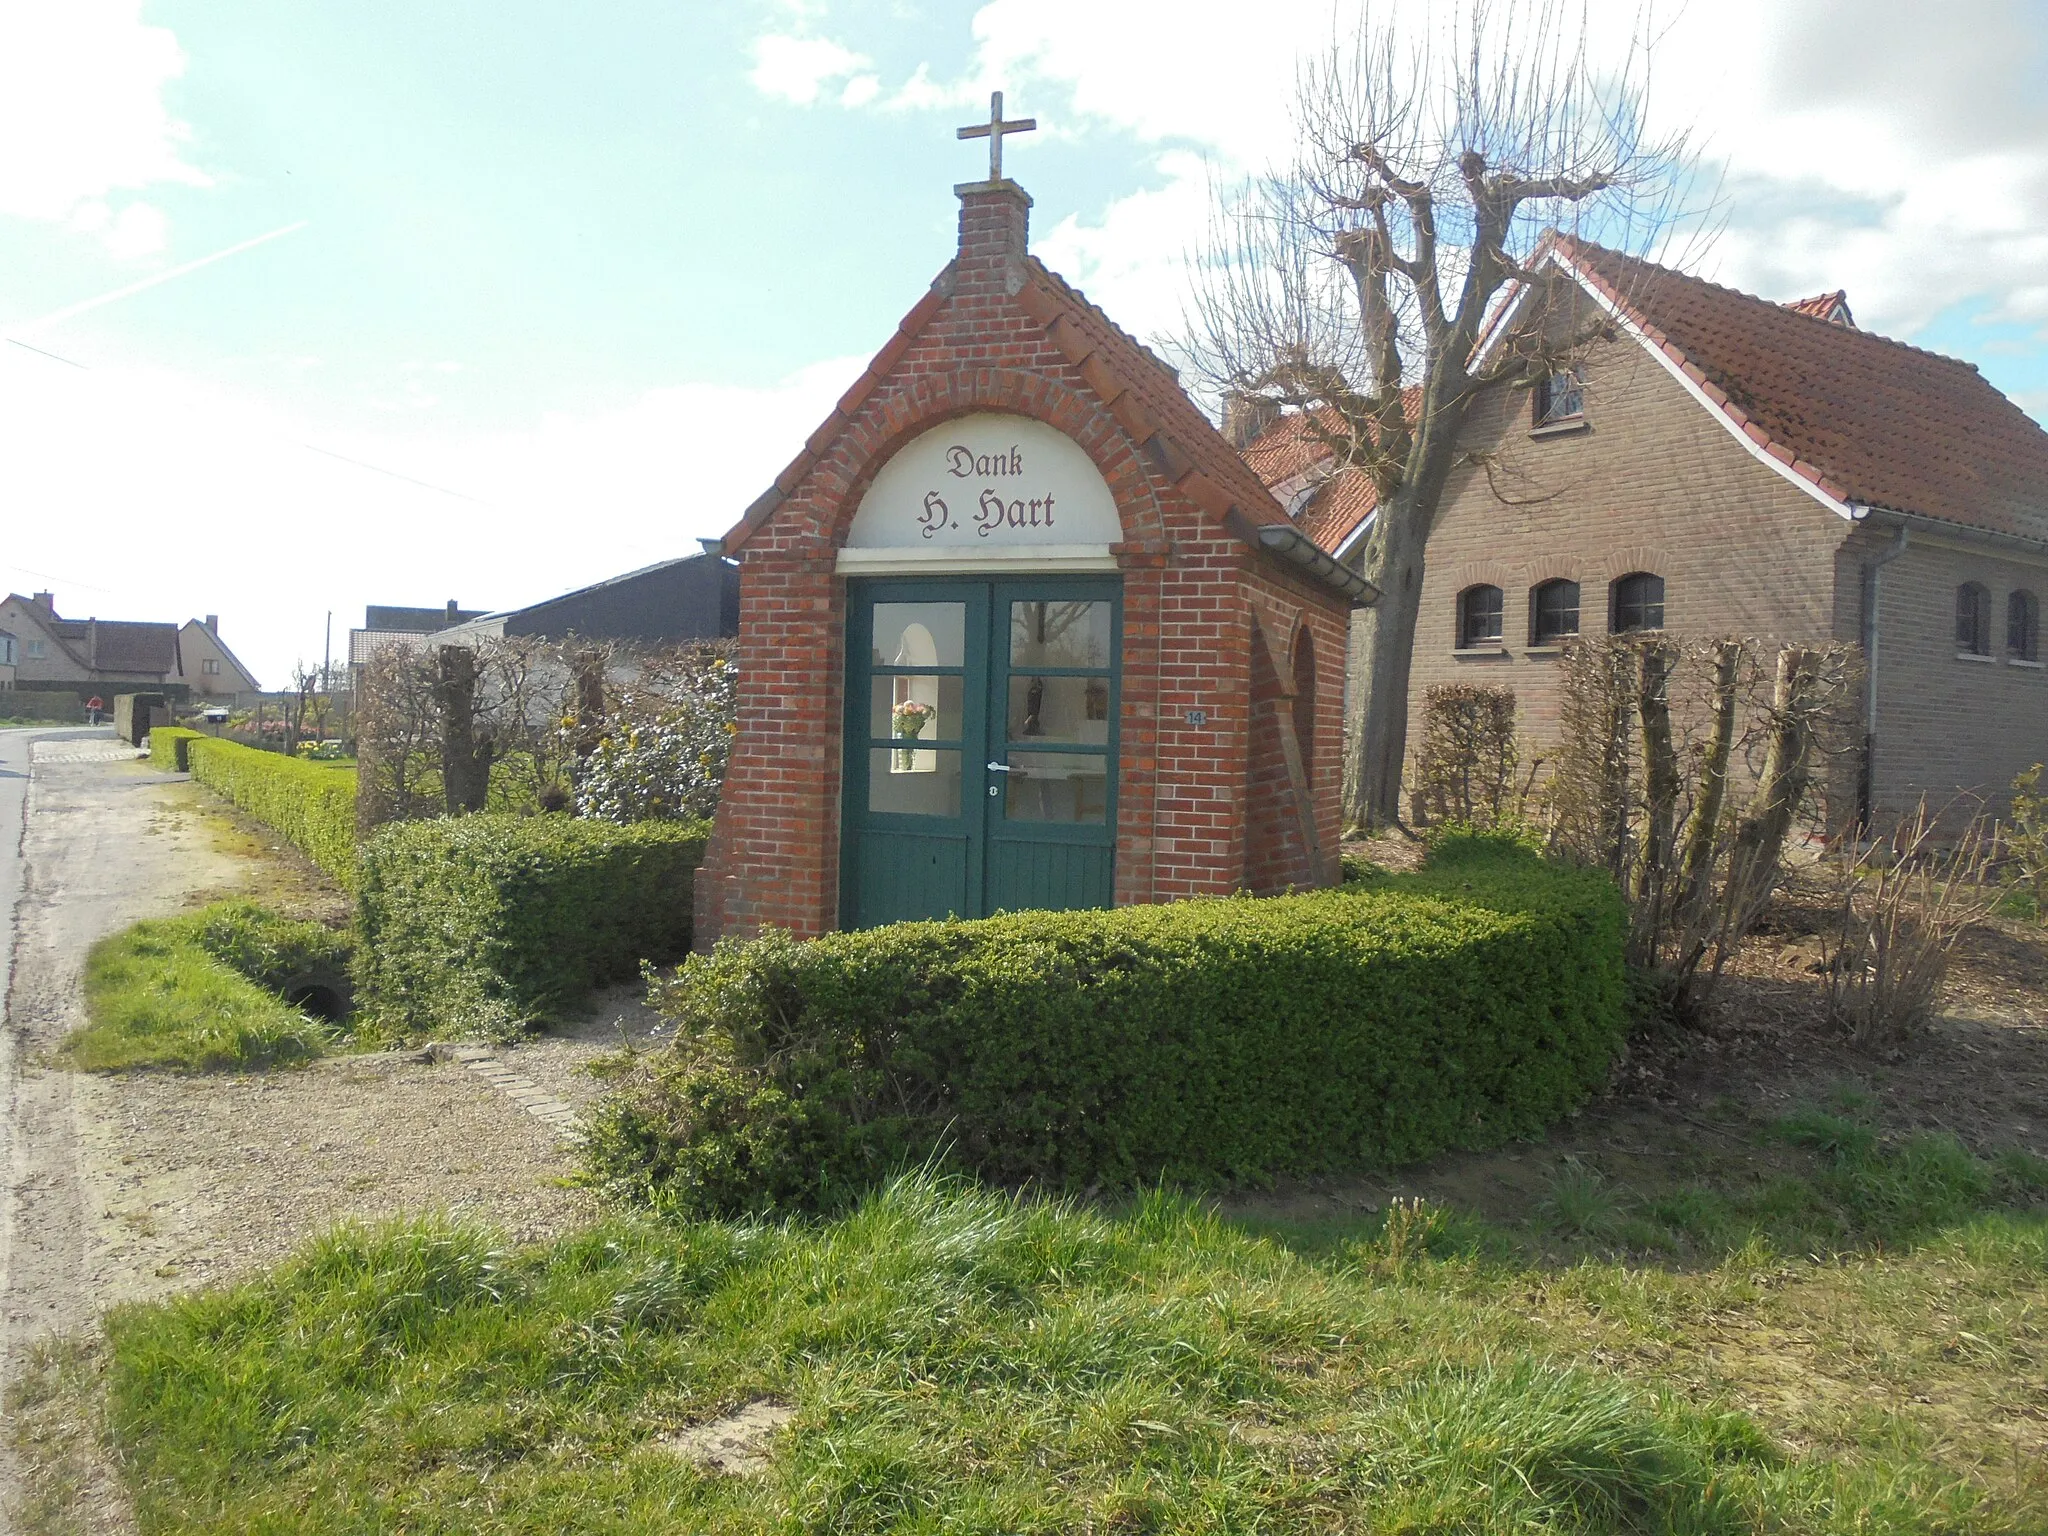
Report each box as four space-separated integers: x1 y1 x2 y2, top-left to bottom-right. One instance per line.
2 0 2045 687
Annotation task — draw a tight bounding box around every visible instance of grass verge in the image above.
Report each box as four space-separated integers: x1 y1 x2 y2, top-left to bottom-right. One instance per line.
69 902 349 1071
96 1107 2048 1533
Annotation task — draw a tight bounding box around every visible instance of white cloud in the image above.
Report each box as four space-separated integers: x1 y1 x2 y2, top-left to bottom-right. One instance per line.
0 344 865 685
936 0 2048 359
0 0 208 253
101 201 170 260
749 34 873 105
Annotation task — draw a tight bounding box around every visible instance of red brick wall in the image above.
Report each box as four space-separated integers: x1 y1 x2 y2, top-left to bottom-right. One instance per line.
697 183 1349 944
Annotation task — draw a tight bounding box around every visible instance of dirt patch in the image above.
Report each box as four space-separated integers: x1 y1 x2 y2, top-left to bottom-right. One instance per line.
657 1400 795 1477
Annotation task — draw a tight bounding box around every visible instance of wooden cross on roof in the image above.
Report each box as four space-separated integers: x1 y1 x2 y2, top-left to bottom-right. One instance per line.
957 90 1035 182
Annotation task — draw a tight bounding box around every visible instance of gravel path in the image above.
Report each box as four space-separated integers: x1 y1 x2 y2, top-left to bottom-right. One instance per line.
1 739 650 1532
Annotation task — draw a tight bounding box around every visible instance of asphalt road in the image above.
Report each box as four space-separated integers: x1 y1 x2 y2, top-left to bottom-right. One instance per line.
0 727 101 1056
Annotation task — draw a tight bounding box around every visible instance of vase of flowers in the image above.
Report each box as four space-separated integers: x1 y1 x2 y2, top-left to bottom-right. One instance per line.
891 699 934 772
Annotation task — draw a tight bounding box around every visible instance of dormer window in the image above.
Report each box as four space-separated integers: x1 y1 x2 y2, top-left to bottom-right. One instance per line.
1533 368 1584 426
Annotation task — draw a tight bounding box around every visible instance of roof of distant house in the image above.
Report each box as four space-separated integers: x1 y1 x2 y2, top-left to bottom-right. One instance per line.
363 604 490 633
5 594 181 675
1239 392 1423 557
1783 290 1856 327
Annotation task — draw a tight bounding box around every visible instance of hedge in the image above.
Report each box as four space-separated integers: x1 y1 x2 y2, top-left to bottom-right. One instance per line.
185 737 358 888
149 726 202 772
582 831 1630 1216
354 813 711 1038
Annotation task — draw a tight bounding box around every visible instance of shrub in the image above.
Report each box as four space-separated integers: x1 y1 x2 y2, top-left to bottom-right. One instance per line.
354 813 711 1038
186 737 357 887
189 901 354 994
149 726 202 772
583 834 1628 1215
70 903 341 1071
1411 683 1519 827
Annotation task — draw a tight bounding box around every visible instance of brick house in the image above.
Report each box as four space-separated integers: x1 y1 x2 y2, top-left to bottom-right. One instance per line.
695 170 1369 945
1246 238 2048 826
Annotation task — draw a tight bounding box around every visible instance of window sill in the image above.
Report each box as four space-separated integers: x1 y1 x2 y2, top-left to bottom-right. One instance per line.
1528 418 1590 440
1451 646 1511 659
2009 657 2044 669
1524 644 1570 656
1955 651 1994 664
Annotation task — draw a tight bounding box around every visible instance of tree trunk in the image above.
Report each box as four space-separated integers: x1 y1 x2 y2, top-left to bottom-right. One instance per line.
438 645 490 815
1341 495 1429 831
1675 639 1742 927
1633 639 1679 922
1725 646 1816 931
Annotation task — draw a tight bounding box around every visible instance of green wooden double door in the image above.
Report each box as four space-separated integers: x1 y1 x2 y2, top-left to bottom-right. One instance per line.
841 576 1120 928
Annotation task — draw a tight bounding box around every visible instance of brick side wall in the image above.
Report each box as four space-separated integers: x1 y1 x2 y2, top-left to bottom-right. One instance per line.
1866 531 2048 824
697 183 1349 944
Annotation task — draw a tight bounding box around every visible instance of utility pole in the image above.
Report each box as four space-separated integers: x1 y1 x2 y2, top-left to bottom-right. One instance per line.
322 611 332 694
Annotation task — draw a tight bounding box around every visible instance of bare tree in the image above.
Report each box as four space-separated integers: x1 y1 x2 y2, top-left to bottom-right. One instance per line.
1185 0 1695 829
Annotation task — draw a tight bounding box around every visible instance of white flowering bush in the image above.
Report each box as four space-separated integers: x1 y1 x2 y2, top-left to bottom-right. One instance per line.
572 647 737 824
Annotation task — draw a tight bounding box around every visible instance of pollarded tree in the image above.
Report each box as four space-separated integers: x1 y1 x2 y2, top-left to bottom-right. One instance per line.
1185 0 1696 830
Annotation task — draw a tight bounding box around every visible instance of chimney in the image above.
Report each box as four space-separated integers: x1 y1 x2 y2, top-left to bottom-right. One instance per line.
31 590 54 613
954 178 1031 299
205 614 219 634
446 599 459 622
1222 393 1283 451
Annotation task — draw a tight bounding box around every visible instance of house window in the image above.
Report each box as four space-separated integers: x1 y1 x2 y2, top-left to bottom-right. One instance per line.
1533 368 1584 426
1609 572 1665 634
202 658 221 675
1530 579 1581 645
25 639 45 659
1457 584 1504 648
1957 582 1991 656
0 637 13 665
2009 589 2040 662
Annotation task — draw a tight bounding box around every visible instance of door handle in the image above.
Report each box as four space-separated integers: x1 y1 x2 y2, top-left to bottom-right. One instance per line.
986 761 1012 772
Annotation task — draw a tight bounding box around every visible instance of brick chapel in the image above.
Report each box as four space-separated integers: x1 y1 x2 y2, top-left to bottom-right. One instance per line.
694 98 1372 945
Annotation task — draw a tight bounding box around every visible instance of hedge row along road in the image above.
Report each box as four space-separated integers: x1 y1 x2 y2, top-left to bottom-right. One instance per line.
151 730 357 887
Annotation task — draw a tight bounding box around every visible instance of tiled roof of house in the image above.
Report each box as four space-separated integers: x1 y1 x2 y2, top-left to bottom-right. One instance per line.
1240 393 1425 555
1553 237 2048 544
81 620 180 674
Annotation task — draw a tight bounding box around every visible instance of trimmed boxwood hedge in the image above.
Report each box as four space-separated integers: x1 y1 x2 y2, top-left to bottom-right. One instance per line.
582 831 1629 1215
149 726 202 772
185 738 358 888
355 813 711 1038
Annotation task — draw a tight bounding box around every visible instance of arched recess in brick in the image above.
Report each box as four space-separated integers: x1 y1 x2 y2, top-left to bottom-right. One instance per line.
814 370 1171 552
1290 621 1319 791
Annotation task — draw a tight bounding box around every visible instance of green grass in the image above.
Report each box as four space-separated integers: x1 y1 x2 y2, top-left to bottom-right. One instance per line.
69 902 347 1071
94 1111 2048 1533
